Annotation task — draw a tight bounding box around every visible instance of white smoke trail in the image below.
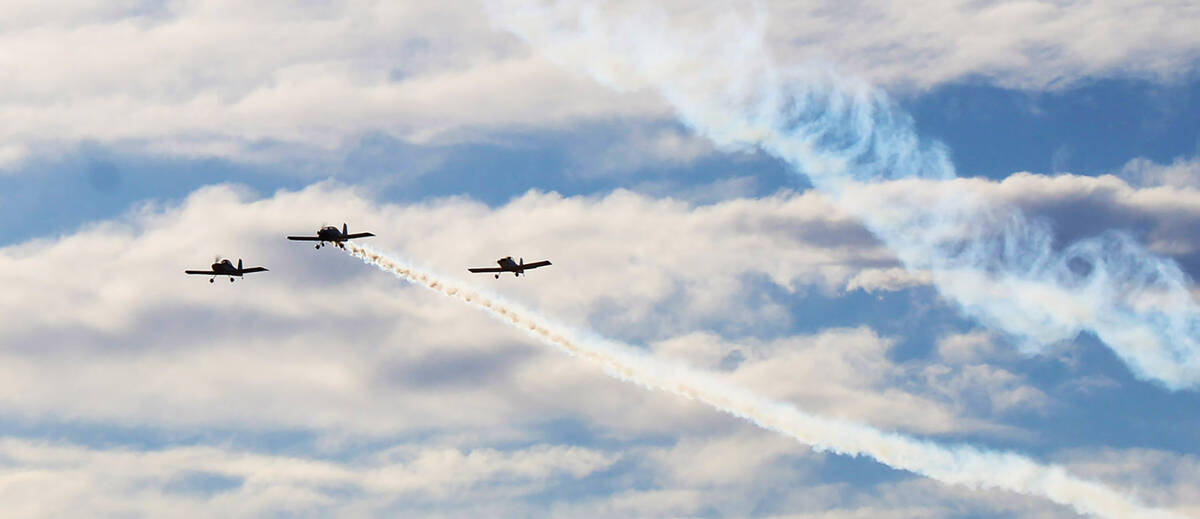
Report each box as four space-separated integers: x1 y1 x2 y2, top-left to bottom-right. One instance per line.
344 242 1177 519
483 0 1200 390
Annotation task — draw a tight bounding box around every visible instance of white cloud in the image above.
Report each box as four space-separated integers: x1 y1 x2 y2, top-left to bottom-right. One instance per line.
1063 448 1200 517
1119 156 1200 189
0 182 1191 516
0 143 27 171
0 438 615 517
9 174 1191 436
0 183 908 436
935 331 1000 365
856 170 1200 266
0 1 668 167
763 0 1200 91
652 328 1044 436
3 1 1197 170
844 267 932 293
489 0 1200 94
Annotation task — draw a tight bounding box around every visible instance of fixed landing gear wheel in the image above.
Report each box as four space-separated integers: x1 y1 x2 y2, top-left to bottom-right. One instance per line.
209 278 214 283
495 274 500 279
230 278 235 283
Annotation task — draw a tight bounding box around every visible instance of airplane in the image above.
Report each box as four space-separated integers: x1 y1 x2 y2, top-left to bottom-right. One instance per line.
468 256 552 279
185 257 268 283
286 223 375 249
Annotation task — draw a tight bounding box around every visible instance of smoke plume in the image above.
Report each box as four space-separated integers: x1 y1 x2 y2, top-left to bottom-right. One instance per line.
483 0 1200 390
344 243 1176 518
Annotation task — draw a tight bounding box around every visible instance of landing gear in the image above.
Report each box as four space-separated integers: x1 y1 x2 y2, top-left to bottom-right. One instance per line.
495 274 500 279
209 278 215 283
230 277 235 283
315 244 321 249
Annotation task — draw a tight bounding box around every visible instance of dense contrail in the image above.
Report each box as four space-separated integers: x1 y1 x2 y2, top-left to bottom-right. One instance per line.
344 243 1175 519
483 1 1200 390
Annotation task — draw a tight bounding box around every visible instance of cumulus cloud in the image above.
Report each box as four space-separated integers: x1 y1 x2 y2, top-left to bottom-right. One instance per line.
487 0 1200 390
764 0 1200 91
0 438 614 517
4 173 1195 435
2 1 1197 169
1 182 1193 515
1119 156 1200 189
653 328 1047 436
0 183 910 435
1063 447 1200 517
0 1 668 167
0 434 1095 518
863 171 1200 276
844 267 932 293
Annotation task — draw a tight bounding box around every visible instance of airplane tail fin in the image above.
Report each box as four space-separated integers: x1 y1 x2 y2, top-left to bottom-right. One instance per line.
343 223 348 236
238 258 243 272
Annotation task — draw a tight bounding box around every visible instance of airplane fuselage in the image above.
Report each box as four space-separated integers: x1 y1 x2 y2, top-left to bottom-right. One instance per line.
317 226 346 242
497 256 520 271
287 223 374 249
211 260 243 276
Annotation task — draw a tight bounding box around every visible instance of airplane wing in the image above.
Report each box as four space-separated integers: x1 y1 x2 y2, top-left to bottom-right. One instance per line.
345 232 375 240
523 260 552 269
241 267 269 274
468 267 506 273
184 270 217 275
287 236 321 241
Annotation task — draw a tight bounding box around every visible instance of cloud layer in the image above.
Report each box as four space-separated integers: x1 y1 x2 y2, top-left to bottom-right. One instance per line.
1 179 1197 515
486 0 1200 390
1 0 1196 169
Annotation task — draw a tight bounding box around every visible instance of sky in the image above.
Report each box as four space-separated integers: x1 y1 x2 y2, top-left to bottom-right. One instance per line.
1 1 1199 517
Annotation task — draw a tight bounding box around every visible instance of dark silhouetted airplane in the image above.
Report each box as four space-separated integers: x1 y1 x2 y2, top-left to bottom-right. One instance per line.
468 256 552 279
185 258 268 283
286 223 374 249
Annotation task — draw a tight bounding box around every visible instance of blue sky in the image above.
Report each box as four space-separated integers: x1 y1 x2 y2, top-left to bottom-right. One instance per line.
1 1 1199 517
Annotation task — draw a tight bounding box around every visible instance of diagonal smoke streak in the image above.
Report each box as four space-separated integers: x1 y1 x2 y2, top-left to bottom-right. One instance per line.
483 0 1200 390
344 242 1177 519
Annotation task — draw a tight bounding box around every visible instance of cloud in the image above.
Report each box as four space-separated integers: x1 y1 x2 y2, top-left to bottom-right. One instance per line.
1 182 1193 515
0 2 667 167
1119 156 1200 189
862 171 1200 275
3 1 1197 170
1063 447 1200 517
653 328 1047 436
0 438 614 517
486 1 1200 389
844 267 932 293
763 0 1200 91
5 173 1194 434
0 183 908 436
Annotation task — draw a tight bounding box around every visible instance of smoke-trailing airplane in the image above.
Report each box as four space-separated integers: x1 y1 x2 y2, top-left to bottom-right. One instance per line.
185 257 268 283
468 256 552 279
286 223 375 249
